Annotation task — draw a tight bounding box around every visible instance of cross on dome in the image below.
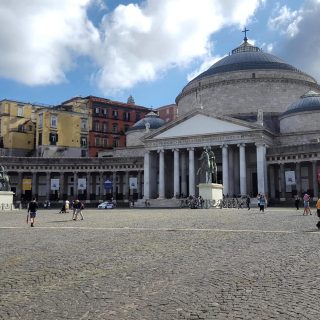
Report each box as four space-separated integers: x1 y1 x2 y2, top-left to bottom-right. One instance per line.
242 27 249 42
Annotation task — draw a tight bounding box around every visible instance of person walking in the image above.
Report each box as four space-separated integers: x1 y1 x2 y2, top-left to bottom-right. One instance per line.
316 197 320 229
246 195 251 210
294 195 300 210
303 193 312 215
65 199 70 213
259 195 266 213
73 200 84 221
27 198 39 227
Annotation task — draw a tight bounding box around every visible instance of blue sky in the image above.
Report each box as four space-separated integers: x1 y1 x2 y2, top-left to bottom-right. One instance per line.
0 0 319 109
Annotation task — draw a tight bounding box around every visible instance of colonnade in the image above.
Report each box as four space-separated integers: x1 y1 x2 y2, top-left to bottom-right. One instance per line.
10 170 143 202
143 143 268 199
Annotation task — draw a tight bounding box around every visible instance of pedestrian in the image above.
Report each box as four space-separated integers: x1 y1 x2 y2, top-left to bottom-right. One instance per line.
303 193 312 215
294 194 300 210
257 193 261 209
27 198 39 227
73 200 84 221
65 199 70 213
58 204 66 214
316 197 320 229
71 200 77 220
246 195 251 210
259 195 266 213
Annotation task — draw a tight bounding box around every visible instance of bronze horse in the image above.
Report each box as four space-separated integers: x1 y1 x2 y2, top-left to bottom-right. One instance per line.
197 148 217 184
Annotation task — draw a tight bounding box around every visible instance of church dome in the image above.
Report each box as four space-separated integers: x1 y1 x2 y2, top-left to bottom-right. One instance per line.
129 111 165 131
176 35 320 116
192 51 301 83
283 90 320 115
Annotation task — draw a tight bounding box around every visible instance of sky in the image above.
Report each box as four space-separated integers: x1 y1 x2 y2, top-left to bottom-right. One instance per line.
0 0 320 109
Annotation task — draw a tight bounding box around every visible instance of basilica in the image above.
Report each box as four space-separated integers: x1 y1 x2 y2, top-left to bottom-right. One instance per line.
2 34 320 205
115 34 320 203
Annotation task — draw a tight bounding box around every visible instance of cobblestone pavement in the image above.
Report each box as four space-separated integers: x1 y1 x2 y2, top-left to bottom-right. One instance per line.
1 207 320 320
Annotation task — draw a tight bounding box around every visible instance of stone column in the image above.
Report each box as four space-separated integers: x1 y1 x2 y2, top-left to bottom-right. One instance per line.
181 151 187 197
60 172 65 200
137 171 142 199
295 162 301 196
269 165 276 199
124 171 129 200
222 145 229 196
158 149 165 198
188 148 195 196
280 163 286 200
228 147 234 196
238 143 247 196
143 151 150 199
73 172 78 199
256 143 266 195
112 172 117 199
99 172 104 199
173 149 180 198
86 173 90 200
312 161 319 198
16 172 22 200
47 172 51 200
32 172 37 198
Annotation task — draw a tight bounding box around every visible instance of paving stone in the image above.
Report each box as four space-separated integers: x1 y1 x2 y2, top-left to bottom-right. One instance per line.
0 207 320 319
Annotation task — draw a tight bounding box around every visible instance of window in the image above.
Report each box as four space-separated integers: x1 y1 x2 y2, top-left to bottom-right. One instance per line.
123 112 130 121
17 106 24 117
81 137 87 147
49 133 58 145
112 123 118 133
124 124 129 132
50 115 57 128
136 112 141 122
103 108 108 117
38 133 42 145
112 110 118 119
39 114 43 128
94 121 100 131
112 138 119 147
103 138 109 147
102 122 108 132
28 125 32 131
95 137 100 146
95 107 100 114
81 119 87 130
81 150 87 157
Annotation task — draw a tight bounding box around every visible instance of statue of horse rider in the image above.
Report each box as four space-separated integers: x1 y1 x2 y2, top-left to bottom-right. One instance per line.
0 166 11 191
197 147 217 184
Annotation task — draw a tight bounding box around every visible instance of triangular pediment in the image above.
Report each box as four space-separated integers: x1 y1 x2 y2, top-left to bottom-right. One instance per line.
151 113 253 139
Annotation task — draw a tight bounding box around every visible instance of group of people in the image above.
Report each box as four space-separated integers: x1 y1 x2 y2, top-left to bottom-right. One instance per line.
26 198 85 227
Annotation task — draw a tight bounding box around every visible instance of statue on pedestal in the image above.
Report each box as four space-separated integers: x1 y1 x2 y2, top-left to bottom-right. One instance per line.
0 166 11 191
197 148 217 184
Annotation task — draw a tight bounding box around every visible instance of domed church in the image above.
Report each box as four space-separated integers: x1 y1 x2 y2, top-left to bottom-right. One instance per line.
123 33 320 203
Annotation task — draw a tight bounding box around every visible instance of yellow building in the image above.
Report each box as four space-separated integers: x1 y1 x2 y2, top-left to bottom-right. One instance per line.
36 105 89 157
0 99 41 156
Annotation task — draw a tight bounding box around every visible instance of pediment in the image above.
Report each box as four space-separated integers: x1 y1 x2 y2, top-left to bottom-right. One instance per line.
152 113 253 139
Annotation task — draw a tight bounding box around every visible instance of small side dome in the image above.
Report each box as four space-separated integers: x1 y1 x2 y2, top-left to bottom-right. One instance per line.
129 111 165 131
283 90 320 115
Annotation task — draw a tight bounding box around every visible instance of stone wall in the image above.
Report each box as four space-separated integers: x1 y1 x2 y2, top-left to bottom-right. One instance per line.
280 111 320 134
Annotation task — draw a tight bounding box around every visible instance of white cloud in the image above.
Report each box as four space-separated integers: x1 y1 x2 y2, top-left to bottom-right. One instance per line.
0 0 264 91
272 0 320 81
0 0 99 85
268 5 302 37
94 0 264 93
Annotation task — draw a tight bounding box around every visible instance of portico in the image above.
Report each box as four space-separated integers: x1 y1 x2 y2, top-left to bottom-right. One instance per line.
141 109 270 200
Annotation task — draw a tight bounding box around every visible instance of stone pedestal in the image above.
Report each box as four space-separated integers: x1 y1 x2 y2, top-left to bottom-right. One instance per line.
0 191 15 210
198 183 223 201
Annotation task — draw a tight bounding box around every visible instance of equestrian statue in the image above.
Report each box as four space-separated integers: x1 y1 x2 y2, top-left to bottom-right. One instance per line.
197 148 217 184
